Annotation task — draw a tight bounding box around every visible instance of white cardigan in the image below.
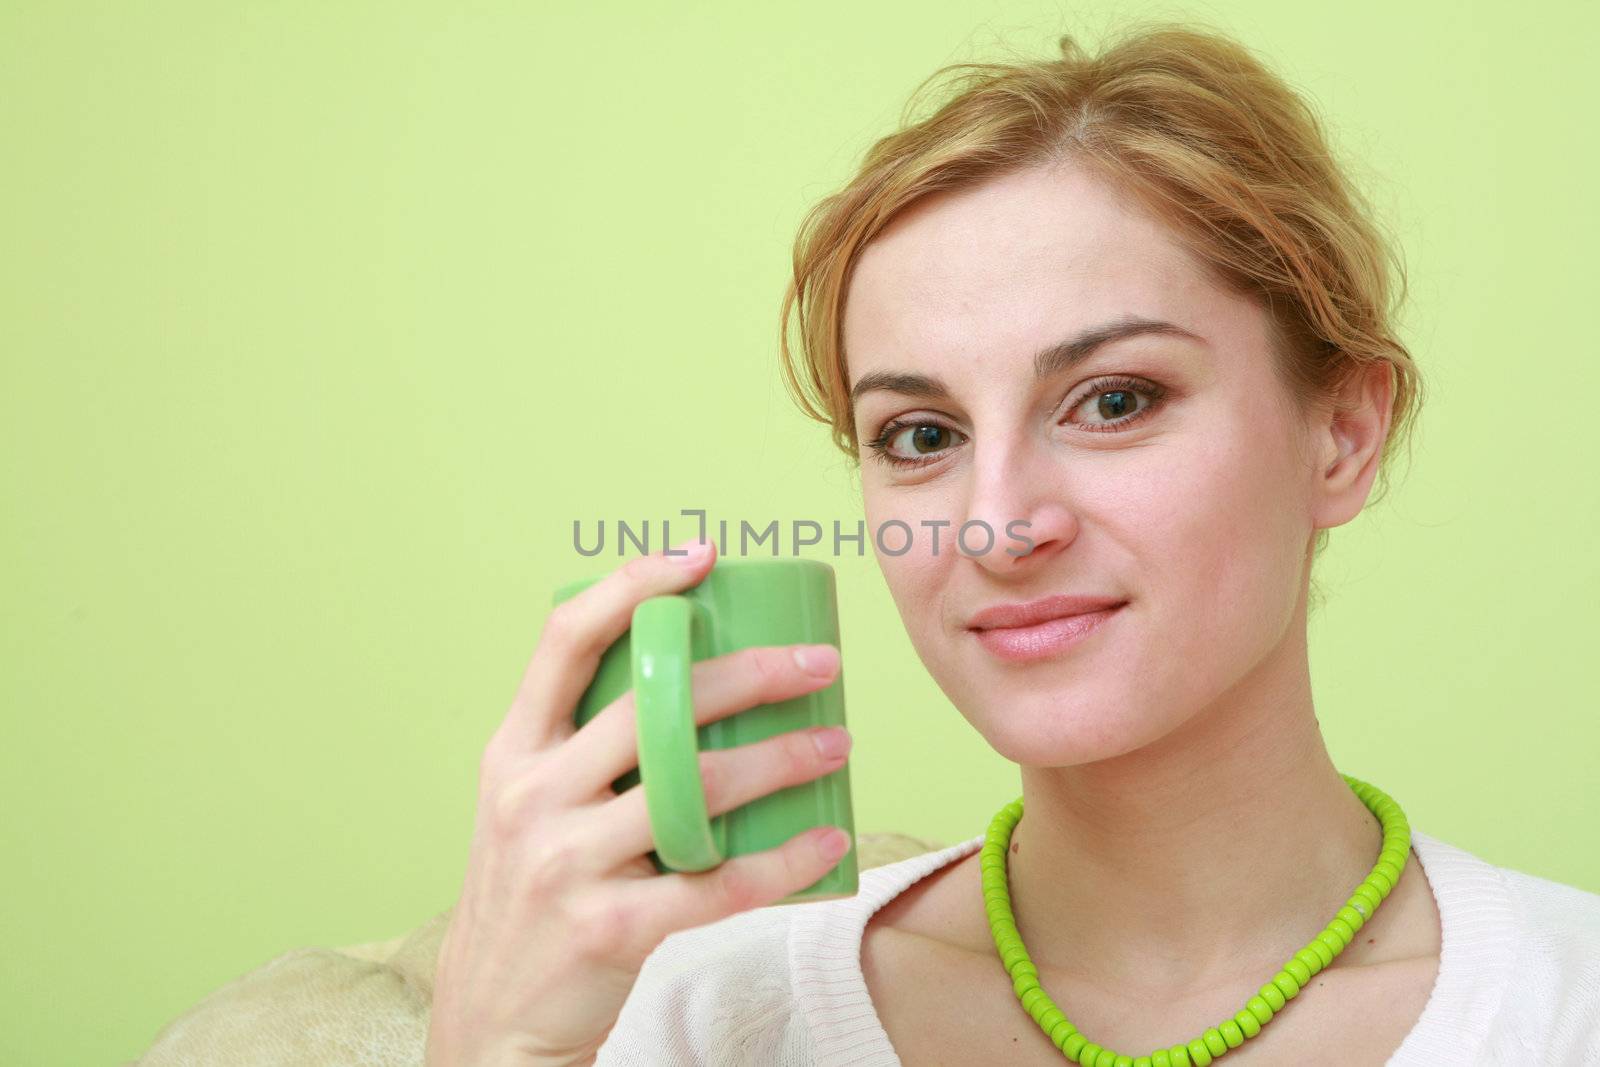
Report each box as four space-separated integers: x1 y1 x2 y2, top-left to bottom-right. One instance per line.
597 828 1600 1065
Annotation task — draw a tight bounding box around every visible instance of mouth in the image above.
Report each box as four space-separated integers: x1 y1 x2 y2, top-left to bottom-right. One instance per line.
966 595 1127 663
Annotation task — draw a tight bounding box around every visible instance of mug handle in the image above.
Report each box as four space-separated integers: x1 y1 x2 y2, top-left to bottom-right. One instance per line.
631 594 725 872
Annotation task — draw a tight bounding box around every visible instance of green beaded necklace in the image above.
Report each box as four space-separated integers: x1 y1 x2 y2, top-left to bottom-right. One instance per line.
982 773 1410 1067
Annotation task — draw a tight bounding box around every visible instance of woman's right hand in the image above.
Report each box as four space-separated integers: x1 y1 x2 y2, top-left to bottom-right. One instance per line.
424 538 853 1067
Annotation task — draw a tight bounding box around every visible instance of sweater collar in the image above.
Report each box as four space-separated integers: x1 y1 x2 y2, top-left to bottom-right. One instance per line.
788 827 1517 1066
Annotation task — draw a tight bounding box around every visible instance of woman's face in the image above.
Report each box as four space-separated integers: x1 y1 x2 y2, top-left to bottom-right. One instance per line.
843 161 1351 766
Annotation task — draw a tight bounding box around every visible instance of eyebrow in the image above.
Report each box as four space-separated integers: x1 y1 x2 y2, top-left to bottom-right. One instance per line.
848 315 1204 406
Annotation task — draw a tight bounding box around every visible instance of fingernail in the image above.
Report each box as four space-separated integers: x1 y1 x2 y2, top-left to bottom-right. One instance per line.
792 644 839 677
669 539 711 566
817 827 852 861
811 726 851 760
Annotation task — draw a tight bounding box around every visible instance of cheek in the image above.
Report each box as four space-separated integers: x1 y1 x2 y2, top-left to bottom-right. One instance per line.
1135 423 1310 646
864 490 955 637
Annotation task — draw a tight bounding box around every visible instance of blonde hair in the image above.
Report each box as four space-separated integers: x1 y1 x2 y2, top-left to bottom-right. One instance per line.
778 23 1423 556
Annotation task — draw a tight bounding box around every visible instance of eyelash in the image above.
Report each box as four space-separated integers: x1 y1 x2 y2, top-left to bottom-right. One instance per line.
864 375 1168 470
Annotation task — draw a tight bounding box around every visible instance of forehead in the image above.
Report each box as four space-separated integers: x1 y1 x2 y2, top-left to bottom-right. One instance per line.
842 162 1226 377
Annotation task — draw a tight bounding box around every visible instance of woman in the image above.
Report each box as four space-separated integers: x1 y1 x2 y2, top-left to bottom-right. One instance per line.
426 24 1600 1067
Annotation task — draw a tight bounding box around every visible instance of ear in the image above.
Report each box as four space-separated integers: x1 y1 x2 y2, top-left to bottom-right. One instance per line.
1309 361 1394 532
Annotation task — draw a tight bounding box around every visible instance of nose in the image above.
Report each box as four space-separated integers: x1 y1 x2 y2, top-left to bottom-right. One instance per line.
960 437 1079 577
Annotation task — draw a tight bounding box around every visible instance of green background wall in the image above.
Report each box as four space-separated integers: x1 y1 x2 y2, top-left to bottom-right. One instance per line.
3 2 1595 1063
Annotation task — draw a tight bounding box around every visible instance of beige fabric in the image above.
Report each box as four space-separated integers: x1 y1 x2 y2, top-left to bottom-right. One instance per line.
129 831 946 1066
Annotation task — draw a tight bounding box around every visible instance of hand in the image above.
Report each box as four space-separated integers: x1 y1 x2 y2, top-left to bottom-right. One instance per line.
425 539 852 1066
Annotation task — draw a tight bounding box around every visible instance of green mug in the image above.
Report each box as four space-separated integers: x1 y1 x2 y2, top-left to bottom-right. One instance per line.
551 556 858 904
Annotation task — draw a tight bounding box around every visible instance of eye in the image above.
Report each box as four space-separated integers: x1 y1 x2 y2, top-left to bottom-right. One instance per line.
865 420 966 469
1064 376 1167 432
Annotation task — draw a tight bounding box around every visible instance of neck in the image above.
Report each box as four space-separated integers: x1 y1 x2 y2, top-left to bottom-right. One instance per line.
1004 609 1384 991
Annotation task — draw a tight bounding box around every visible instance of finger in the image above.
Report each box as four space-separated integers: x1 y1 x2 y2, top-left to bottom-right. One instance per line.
560 642 842 803
498 538 716 756
595 823 853 959
577 718 851 873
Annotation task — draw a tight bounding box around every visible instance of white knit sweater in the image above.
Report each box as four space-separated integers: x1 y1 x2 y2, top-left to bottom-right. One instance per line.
595 828 1600 1065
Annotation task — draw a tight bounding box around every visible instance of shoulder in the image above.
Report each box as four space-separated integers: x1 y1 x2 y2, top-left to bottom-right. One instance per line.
1466 839 1600 980
1499 862 1600 1060
598 902 806 1066
1497 860 1600 1021
1415 829 1600 1059
1417 828 1600 943
1501 861 1600 944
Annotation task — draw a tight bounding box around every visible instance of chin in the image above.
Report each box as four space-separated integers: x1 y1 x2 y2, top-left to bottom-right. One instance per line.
956 679 1170 768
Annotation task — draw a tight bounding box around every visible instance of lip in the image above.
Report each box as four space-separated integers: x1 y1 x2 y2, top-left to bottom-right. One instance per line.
966 594 1128 631
966 594 1127 664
